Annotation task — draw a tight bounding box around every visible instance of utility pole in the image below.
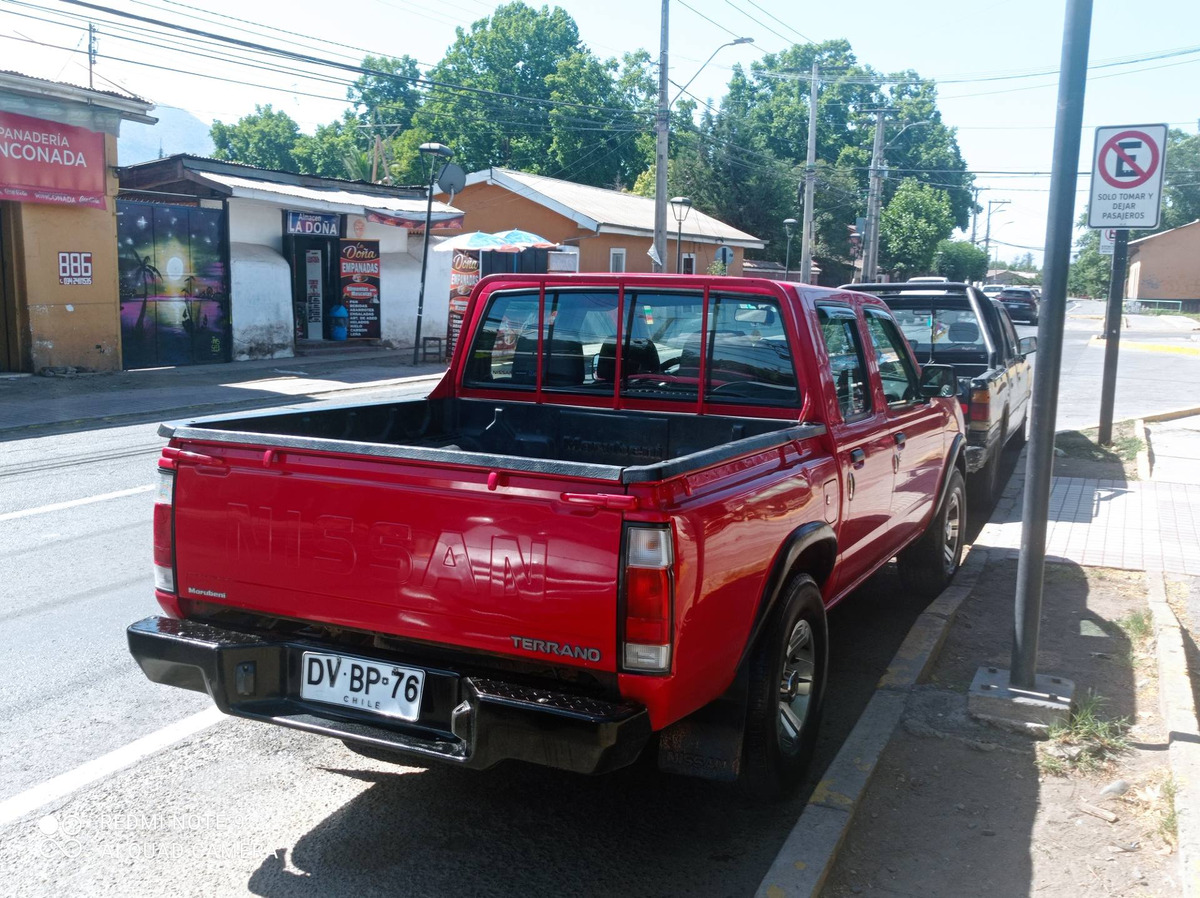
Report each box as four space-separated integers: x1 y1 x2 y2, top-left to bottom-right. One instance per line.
652 0 669 273
983 198 1009 267
970 186 981 246
862 111 887 282
88 23 97 89
1097 229 1128 445
798 62 818 284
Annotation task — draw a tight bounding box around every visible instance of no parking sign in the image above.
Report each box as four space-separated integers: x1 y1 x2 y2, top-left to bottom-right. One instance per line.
1087 124 1167 229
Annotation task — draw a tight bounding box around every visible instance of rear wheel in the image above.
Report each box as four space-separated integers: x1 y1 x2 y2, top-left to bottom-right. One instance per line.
739 575 828 801
898 469 966 598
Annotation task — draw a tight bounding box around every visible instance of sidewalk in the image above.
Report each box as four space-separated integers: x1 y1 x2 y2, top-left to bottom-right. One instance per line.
0 349 447 436
757 452 1200 897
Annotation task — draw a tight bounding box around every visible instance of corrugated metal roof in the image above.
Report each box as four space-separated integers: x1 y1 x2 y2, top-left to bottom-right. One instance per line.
200 171 462 217
0 70 151 106
469 168 764 248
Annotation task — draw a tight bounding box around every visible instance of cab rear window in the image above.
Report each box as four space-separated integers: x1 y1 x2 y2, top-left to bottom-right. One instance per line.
462 287 801 407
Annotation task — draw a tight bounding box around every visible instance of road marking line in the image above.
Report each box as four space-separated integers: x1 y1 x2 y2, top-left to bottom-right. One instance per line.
1086 336 1200 356
0 485 154 522
0 708 224 828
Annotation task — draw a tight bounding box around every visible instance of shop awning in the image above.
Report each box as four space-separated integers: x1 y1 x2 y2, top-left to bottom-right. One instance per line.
196 171 464 229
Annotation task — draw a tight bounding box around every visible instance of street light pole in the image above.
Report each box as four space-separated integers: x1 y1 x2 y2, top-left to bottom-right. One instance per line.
655 32 751 274
412 142 453 367
670 196 692 273
983 199 1010 267
783 218 797 279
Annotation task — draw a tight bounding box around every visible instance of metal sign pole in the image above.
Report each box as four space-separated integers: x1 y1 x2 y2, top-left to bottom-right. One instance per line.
1009 0 1093 691
1097 229 1129 445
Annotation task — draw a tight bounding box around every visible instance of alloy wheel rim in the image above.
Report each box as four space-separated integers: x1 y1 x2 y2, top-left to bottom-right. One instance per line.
778 619 815 753
943 492 962 572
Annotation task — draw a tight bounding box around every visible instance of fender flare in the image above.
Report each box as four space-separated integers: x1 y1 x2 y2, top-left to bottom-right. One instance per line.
936 433 967 513
735 520 837 674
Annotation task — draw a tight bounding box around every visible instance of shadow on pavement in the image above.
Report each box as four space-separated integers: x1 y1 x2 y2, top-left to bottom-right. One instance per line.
238 564 940 898
823 556 1148 896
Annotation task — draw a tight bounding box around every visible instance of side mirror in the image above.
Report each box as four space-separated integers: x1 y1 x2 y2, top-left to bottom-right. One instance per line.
1019 336 1037 355
919 363 958 399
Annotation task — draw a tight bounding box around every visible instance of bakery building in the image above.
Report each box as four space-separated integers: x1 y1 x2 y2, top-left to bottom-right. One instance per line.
117 155 463 367
0 71 155 373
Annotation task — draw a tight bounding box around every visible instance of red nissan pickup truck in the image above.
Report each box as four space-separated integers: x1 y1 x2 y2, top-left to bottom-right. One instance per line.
129 274 966 797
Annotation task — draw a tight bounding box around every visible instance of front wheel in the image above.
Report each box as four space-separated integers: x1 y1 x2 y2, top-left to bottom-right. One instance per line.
897 469 966 598
739 575 829 801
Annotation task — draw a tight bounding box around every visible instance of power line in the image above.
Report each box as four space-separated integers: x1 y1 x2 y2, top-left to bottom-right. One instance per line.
740 0 816 44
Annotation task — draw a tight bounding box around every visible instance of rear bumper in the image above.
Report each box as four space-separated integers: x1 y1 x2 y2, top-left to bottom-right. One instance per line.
127 616 650 775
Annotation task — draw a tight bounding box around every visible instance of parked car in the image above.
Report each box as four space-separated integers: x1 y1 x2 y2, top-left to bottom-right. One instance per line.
851 280 1035 503
981 285 1004 299
997 286 1039 324
129 273 967 799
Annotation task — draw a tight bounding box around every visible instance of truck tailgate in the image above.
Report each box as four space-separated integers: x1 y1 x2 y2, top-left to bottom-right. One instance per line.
171 443 623 672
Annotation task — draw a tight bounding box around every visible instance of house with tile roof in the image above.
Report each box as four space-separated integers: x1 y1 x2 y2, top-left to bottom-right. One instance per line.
447 168 764 276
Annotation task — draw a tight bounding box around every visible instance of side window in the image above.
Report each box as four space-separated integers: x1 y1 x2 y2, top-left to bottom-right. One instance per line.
865 311 922 406
619 291 704 402
817 306 872 419
996 304 1021 358
462 290 540 388
609 248 626 272
705 296 800 405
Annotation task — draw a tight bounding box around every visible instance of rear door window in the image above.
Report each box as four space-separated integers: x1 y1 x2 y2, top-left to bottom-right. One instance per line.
817 305 872 420
462 290 541 388
864 310 922 406
620 291 705 402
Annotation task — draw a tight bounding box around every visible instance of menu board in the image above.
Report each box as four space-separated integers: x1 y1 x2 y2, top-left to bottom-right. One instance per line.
446 249 480 358
339 239 381 339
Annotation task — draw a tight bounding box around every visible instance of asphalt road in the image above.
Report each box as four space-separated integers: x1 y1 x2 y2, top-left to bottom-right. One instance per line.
0 307 1193 896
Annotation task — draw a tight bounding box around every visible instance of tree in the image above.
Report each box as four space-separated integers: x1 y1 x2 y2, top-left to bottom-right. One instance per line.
1067 213 1110 299
1156 129 1200 232
879 179 954 275
293 113 367 179
348 55 423 132
210 105 301 172
935 240 988 282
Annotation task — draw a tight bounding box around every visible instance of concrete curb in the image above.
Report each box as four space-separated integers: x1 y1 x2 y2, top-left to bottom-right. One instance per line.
753 547 990 897
1146 574 1200 896
1136 418 1152 481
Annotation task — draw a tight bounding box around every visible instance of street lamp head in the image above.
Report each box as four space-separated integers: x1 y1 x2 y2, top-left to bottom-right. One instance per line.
784 217 798 237
418 142 454 159
732 36 754 45
670 196 693 223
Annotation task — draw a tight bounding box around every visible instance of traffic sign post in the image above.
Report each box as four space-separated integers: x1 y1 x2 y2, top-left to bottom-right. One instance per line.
1088 124 1167 230
1088 123 1166 445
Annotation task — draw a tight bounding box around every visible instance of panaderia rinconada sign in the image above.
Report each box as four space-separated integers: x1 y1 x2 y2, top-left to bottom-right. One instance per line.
0 109 107 208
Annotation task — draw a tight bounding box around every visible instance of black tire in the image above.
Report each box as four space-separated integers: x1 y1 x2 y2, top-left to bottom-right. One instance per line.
739 575 828 801
1009 412 1028 449
968 445 999 507
897 468 966 598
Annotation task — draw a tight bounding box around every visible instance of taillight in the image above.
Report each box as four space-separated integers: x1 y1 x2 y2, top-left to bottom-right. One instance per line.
622 526 674 673
969 388 990 423
153 462 179 614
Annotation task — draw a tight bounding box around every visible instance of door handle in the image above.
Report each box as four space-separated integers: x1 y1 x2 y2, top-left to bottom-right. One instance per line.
893 432 906 448
849 448 866 468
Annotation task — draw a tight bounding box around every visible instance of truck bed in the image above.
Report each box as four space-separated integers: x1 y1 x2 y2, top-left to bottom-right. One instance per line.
162 397 824 484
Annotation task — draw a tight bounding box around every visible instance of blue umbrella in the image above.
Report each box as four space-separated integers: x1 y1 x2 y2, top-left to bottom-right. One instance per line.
491 229 558 249
432 231 514 252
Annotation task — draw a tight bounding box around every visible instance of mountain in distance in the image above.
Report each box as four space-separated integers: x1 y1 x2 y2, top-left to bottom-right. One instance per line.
118 105 214 165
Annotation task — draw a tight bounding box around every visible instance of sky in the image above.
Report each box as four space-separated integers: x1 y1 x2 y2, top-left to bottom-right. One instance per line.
3 0 1198 265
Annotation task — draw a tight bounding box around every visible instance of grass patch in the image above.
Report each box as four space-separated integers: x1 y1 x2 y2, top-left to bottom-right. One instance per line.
1159 776 1178 842
1117 609 1153 643
1053 421 1144 481
1037 692 1130 775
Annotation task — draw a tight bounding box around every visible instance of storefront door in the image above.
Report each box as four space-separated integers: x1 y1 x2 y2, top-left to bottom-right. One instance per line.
288 235 339 341
117 199 231 369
